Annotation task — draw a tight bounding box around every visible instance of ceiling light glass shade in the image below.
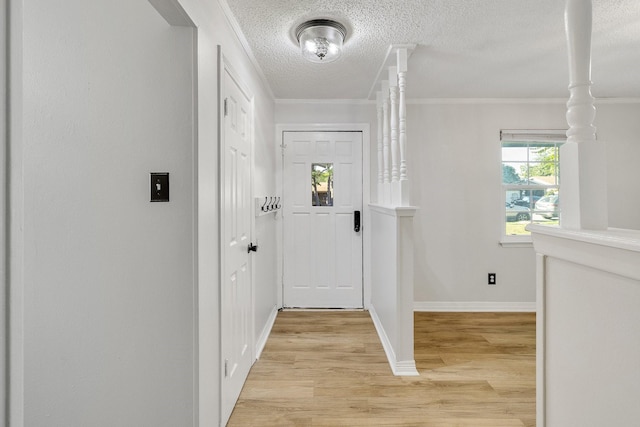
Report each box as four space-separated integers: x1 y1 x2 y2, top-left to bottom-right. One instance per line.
295 19 347 64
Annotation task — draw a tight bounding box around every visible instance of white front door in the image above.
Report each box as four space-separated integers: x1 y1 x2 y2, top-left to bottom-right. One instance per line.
220 65 253 425
283 131 363 308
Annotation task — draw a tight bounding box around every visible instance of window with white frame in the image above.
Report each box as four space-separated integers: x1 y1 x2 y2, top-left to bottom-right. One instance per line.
501 130 566 242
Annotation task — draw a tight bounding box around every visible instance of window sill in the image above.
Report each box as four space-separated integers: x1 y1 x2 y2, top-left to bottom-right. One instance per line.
500 240 534 248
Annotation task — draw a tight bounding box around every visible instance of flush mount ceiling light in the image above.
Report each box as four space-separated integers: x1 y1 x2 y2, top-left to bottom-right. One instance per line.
295 19 347 63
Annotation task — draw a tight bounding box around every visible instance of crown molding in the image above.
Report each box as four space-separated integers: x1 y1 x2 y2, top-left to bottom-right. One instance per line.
406 97 640 105
217 0 275 100
275 98 375 105
407 98 568 105
274 97 640 106
594 98 640 104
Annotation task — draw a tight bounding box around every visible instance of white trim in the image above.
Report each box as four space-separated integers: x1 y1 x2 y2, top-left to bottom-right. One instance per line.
528 225 640 281
369 305 395 372
369 306 419 376
188 21 199 427
414 301 536 312
594 98 640 104
408 98 640 105
216 0 275 100
147 0 196 27
273 97 640 106
407 98 569 105
394 360 420 376
1 0 8 423
275 98 374 105
8 0 24 423
368 204 417 217
528 225 640 254
499 240 533 248
536 253 546 427
501 129 568 142
275 123 371 310
254 305 278 360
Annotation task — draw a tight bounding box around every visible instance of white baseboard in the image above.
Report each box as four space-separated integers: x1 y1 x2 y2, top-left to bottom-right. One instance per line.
414 301 536 312
369 305 419 377
255 304 278 360
394 360 419 376
369 305 396 368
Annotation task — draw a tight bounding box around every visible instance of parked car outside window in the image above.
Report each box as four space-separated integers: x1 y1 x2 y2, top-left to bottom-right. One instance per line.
505 202 531 222
535 195 559 219
511 195 542 209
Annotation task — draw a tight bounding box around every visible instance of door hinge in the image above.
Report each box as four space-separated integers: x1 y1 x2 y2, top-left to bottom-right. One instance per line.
224 359 229 377
223 98 228 116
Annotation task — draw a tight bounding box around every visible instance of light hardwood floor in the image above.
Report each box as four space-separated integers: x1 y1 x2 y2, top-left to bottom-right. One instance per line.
228 311 535 426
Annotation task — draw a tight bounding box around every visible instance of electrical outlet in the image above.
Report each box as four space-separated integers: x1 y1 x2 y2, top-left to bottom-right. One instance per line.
488 273 496 285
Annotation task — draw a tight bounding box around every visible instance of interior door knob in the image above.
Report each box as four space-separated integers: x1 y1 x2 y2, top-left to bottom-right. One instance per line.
247 243 258 253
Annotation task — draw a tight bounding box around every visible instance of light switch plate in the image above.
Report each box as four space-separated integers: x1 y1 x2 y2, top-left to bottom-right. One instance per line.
150 173 169 202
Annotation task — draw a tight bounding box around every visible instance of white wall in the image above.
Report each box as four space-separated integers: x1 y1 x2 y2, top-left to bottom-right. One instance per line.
17 0 276 426
276 100 640 307
410 101 640 305
253 91 278 347
546 256 640 426
22 2 196 425
409 102 566 305
370 210 397 347
597 103 640 230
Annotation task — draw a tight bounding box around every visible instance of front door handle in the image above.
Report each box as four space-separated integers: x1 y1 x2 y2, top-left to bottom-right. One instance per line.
247 243 258 253
354 210 361 233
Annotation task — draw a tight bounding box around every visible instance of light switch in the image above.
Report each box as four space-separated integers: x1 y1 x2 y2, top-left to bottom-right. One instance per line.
150 173 169 202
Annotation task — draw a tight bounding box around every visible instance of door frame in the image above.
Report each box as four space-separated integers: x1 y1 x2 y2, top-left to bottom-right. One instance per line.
275 123 371 310
218 48 256 425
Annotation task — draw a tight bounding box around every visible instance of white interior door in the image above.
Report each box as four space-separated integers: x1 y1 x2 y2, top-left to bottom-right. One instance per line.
220 65 253 425
283 131 363 308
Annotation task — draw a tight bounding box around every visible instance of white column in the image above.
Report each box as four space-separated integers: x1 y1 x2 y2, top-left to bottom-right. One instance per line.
376 92 384 203
397 48 410 206
561 0 608 230
389 66 401 205
389 66 399 183
381 80 391 204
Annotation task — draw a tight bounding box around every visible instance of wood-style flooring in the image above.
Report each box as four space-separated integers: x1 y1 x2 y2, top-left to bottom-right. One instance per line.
228 311 535 426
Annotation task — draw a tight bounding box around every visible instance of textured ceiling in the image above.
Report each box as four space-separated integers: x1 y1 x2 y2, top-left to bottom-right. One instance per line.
224 0 640 99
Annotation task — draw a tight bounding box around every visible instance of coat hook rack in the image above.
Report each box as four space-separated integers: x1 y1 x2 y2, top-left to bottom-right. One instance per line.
255 196 282 216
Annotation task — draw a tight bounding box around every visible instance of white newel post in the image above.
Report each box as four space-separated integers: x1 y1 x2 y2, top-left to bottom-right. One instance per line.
381 80 391 205
561 0 608 230
389 66 401 205
397 48 410 205
376 92 384 203
528 3 640 425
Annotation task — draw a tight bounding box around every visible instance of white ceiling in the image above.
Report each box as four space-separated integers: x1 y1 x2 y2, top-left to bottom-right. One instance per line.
223 0 640 100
